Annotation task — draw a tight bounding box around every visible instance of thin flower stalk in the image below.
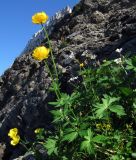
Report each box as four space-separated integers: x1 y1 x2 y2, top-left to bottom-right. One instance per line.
41 24 59 81
44 61 60 99
41 24 61 98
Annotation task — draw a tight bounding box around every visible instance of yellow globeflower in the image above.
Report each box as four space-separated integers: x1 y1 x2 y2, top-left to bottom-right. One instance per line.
32 46 50 61
96 123 102 129
34 128 41 134
32 12 48 24
80 63 84 68
10 135 20 146
106 124 112 131
8 128 18 139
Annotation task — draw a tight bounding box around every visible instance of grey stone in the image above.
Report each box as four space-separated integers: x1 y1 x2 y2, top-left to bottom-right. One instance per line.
0 0 136 159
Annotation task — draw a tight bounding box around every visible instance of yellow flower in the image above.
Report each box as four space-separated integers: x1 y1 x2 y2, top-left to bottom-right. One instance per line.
32 12 48 24
96 123 102 129
105 124 112 131
80 63 84 68
10 135 20 146
32 46 50 61
8 128 20 146
34 128 41 134
8 128 18 139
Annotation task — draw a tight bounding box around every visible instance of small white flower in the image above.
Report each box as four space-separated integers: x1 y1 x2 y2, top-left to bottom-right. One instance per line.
115 48 123 53
69 52 75 59
82 50 88 56
68 76 78 82
114 58 122 64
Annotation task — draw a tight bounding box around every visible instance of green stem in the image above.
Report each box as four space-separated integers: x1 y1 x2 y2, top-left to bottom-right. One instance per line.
68 105 77 121
20 140 29 151
41 24 59 81
44 61 53 80
44 61 60 99
121 64 128 75
80 67 88 92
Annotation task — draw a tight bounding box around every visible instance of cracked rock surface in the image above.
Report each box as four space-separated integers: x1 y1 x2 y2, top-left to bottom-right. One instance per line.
0 0 136 159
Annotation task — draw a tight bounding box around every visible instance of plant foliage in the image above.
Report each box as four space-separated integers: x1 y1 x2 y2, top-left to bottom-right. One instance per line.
33 55 136 160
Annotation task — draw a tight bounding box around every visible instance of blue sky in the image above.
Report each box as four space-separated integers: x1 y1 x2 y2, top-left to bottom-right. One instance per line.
0 0 79 75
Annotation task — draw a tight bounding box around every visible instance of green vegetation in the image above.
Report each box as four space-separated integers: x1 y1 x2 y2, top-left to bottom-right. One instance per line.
33 55 136 160
10 10 136 160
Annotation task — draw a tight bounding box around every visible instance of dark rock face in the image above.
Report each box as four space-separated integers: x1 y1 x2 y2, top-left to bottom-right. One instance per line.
0 0 136 159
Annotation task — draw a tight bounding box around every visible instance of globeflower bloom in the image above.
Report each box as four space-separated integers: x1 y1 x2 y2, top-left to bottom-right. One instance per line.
32 12 48 24
34 128 41 134
32 46 50 61
80 63 84 68
8 128 20 146
10 135 20 146
8 128 18 138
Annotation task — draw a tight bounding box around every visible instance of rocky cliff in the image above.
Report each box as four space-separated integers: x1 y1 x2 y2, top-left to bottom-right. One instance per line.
0 0 136 159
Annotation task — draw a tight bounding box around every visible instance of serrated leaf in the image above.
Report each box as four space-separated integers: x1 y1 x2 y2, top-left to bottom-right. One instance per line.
62 131 78 142
80 140 94 155
44 138 58 155
102 95 119 107
94 95 121 118
50 110 63 122
93 135 108 143
94 104 106 119
80 129 95 155
109 105 126 116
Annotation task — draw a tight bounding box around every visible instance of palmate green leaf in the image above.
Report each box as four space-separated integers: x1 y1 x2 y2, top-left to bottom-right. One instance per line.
80 129 107 155
80 140 94 155
102 95 120 107
94 103 107 119
62 131 78 142
94 95 122 118
49 92 79 107
109 105 126 116
44 138 58 156
80 129 94 155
